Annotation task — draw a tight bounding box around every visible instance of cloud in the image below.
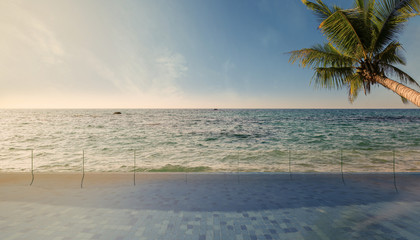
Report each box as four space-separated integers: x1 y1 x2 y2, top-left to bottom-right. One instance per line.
155 50 188 95
29 20 65 64
84 47 188 101
0 0 190 108
0 1 69 101
0 1 64 65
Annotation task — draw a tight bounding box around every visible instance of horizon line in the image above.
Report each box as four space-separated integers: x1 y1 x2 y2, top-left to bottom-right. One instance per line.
1 107 418 110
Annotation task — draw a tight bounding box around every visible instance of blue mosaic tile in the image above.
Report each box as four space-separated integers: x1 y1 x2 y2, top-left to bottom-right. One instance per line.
263 233 273 239
303 226 313 231
2 173 420 239
284 227 298 233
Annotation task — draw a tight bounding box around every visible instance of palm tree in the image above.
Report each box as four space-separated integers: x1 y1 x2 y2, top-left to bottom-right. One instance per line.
289 0 420 106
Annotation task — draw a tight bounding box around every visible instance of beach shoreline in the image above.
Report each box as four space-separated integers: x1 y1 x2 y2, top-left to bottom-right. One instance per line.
1 171 419 189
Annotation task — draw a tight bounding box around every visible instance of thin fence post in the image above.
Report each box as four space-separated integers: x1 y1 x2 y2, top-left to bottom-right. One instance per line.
185 165 188 184
237 156 240 184
133 150 136 186
288 149 292 180
393 149 398 193
81 150 85 189
341 149 345 185
30 149 34 186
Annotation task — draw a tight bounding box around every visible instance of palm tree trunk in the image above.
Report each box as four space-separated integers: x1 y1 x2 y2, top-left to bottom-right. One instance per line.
375 76 420 107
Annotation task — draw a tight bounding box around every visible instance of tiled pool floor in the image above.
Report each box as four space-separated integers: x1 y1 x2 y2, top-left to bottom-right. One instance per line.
1 173 420 239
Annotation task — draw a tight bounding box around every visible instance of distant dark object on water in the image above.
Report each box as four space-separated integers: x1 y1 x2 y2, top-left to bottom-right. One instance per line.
113 112 122 115
213 108 218 111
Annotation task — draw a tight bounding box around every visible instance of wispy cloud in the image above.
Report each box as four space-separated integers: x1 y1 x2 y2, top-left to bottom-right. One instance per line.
1 0 418 108
0 0 190 107
29 20 65 64
155 50 188 95
0 1 64 65
85 47 188 100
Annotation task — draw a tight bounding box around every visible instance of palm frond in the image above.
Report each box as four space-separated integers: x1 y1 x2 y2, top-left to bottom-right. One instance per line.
292 0 420 105
371 0 420 54
319 9 367 58
376 41 406 64
356 0 376 25
288 43 356 69
352 0 377 54
366 0 377 22
355 0 366 9
380 63 420 88
302 0 337 22
395 0 420 15
345 73 364 102
312 67 355 89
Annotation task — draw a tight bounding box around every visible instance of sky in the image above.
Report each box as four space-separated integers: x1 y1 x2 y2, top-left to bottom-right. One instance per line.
1 0 420 109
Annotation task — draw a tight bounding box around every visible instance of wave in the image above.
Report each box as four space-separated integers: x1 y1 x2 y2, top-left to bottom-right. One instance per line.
1 109 419 173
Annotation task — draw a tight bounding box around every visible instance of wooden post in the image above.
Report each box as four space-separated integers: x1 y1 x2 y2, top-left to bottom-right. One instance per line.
237 157 240 184
134 150 136 186
393 150 398 193
341 149 345 185
30 150 34 186
289 149 292 180
81 150 85 189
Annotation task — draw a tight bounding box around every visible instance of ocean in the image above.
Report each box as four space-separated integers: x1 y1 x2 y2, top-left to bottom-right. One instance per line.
1 109 419 172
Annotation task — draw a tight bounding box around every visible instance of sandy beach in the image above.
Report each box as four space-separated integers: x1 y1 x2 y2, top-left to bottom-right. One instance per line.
1 172 420 239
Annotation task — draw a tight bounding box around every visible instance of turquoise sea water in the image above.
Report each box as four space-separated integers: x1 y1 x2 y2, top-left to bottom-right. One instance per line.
0 109 419 172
